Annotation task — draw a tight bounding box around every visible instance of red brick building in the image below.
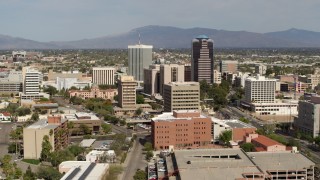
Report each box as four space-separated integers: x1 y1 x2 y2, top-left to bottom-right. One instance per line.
151 110 212 150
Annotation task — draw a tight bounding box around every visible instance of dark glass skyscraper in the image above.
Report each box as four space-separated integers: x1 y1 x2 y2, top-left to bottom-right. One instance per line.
191 35 214 84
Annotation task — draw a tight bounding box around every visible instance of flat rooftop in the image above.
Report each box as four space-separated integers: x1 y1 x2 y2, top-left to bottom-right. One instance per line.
174 149 261 180
166 81 199 86
59 161 109 180
152 112 207 122
80 139 96 148
247 152 315 172
26 118 67 130
212 118 256 129
64 112 100 121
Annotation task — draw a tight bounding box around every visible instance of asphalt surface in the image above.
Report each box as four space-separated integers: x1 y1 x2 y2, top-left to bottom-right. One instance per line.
120 134 147 180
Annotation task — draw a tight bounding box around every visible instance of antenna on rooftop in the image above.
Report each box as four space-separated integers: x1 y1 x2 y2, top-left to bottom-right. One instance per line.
138 33 141 45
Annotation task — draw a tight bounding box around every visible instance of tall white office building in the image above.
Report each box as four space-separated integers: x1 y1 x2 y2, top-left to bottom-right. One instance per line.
245 75 276 103
23 67 41 95
128 44 153 81
92 67 115 85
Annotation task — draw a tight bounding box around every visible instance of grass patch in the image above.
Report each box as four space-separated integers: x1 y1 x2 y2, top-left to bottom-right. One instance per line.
22 159 40 165
105 165 123 180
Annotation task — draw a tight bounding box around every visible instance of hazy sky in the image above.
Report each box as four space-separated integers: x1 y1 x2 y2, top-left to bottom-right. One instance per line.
1 0 320 41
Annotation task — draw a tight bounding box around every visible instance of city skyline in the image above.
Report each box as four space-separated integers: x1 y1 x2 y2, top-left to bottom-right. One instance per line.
1 0 320 41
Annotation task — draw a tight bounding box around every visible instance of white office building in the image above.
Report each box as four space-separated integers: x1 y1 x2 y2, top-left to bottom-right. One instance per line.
92 67 115 85
245 75 276 103
255 64 267 75
23 67 41 95
128 44 153 82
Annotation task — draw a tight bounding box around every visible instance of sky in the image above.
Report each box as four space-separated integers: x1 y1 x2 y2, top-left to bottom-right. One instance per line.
1 0 320 42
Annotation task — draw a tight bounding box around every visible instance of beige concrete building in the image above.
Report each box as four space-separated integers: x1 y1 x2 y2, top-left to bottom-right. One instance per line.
143 64 160 95
213 70 221 84
23 115 68 159
299 74 320 89
118 75 137 108
63 112 102 135
48 69 87 81
92 67 115 85
160 64 185 95
163 81 200 112
219 60 238 73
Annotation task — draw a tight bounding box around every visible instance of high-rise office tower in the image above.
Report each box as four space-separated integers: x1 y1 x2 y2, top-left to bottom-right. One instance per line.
184 64 192 82
23 67 41 95
159 64 185 95
92 67 115 85
245 75 276 103
128 44 153 81
118 75 137 108
163 81 200 112
144 65 160 95
191 35 214 84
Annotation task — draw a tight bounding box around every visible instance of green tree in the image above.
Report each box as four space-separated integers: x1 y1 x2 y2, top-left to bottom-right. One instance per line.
315 136 320 146
37 166 62 180
40 135 52 161
145 151 154 161
105 165 123 180
240 143 254 152
239 117 249 124
49 149 75 167
67 145 85 157
113 95 118 101
144 142 153 151
219 130 232 145
135 108 143 116
16 107 31 116
110 134 127 156
133 170 147 180
79 124 91 135
287 138 301 150
43 85 58 96
101 123 112 134
23 165 36 180
31 112 39 121
1 155 14 177
136 94 145 104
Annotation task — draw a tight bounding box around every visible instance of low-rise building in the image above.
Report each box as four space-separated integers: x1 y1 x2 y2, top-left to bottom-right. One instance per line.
64 112 102 135
69 84 117 100
59 161 109 180
211 118 256 143
245 133 287 152
151 110 212 150
23 115 69 159
0 112 11 122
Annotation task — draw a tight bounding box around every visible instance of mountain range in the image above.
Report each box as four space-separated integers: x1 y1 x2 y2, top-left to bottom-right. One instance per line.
1 25 320 49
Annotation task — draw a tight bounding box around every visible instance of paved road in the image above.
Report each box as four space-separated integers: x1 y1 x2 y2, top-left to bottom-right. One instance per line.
53 97 85 112
121 134 147 180
225 106 270 128
226 106 320 164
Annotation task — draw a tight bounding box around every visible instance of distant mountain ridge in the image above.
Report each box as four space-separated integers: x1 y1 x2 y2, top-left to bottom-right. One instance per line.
1 25 320 49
